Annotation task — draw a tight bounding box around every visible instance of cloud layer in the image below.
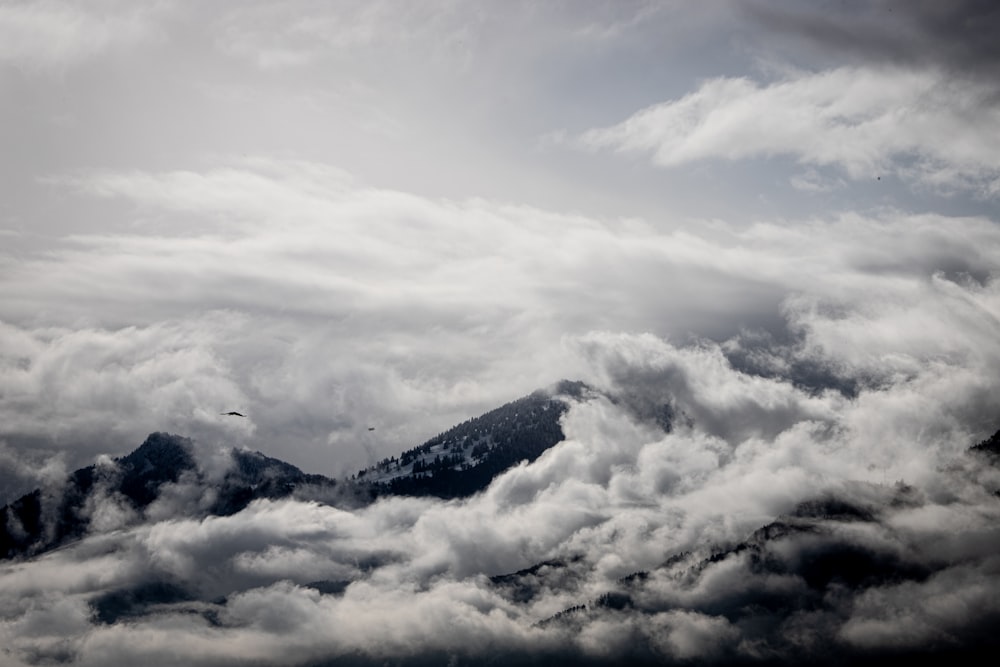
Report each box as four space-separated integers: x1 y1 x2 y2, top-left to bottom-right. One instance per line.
2 316 999 664
2 169 999 663
4 158 999 486
4 159 998 662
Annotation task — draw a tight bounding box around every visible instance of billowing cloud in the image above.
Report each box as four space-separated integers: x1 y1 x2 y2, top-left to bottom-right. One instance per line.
3 159 999 481
5 292 1000 664
2 313 999 664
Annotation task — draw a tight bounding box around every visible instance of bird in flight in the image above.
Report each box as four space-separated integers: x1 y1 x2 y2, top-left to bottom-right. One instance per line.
367 427 376 431
221 411 246 417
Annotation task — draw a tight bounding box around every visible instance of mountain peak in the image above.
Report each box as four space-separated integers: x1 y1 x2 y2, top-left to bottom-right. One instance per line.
550 379 590 398
120 432 196 473
117 432 198 508
2 382 592 560
357 381 591 499
230 447 305 482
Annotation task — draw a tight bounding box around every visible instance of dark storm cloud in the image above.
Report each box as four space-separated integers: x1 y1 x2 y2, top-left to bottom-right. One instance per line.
745 0 1000 80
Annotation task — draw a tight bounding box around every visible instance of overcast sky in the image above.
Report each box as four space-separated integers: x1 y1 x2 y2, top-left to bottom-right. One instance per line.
2 0 999 495
4 2 1000 665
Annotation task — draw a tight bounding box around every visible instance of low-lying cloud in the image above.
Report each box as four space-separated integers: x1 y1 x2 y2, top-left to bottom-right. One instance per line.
2 280 999 663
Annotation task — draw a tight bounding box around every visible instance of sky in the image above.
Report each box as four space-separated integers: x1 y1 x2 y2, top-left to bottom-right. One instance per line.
1 0 999 491
3 1 1000 665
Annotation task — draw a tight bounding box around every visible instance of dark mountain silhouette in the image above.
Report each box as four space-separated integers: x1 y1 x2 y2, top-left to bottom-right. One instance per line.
0 432 197 560
356 379 591 499
971 428 1000 458
91 580 201 625
0 381 593 560
118 432 199 506
210 448 343 516
0 433 342 559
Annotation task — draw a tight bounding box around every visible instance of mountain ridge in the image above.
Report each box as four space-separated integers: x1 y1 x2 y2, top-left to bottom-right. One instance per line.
2 391 998 664
0 432 345 560
357 379 591 499
0 380 591 560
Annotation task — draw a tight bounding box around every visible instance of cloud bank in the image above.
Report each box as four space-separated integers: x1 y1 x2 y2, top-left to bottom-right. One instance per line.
2 313 999 664
3 192 1000 662
3 158 999 485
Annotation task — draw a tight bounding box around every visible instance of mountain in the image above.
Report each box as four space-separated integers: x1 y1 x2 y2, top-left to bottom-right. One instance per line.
0 433 341 560
0 381 591 561
356 379 592 499
210 447 342 516
971 428 1000 458
0 432 197 560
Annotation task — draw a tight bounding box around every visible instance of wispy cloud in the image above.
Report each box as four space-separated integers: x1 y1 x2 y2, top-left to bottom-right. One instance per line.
578 66 1000 197
0 0 164 70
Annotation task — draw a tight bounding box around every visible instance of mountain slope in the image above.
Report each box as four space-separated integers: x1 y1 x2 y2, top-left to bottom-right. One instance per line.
0 433 341 560
356 379 591 499
0 381 592 560
971 428 1000 458
0 432 197 559
210 448 343 515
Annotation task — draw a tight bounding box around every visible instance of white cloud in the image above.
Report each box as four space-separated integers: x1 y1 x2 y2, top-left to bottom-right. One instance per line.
789 167 845 193
0 1 162 70
579 66 1000 197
